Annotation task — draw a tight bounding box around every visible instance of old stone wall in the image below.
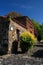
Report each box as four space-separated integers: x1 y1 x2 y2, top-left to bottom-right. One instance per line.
0 16 34 55
8 18 26 54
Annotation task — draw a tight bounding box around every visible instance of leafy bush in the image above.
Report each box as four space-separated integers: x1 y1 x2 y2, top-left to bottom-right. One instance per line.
20 30 37 53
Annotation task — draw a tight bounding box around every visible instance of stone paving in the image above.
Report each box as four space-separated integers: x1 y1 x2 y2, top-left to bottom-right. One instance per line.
0 54 43 65
0 43 43 65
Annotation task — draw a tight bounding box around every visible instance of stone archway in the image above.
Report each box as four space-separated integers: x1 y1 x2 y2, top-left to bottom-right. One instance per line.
11 40 18 54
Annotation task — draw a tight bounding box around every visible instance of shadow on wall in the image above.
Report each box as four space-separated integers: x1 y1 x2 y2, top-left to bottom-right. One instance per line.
0 17 10 55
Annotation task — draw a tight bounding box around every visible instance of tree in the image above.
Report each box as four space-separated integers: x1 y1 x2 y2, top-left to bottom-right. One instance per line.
31 19 42 41
40 23 43 39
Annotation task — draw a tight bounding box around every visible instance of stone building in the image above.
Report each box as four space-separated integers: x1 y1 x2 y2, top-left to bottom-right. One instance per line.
0 15 34 55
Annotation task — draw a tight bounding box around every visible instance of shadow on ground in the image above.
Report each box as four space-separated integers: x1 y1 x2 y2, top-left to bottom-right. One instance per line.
31 50 43 58
35 45 43 47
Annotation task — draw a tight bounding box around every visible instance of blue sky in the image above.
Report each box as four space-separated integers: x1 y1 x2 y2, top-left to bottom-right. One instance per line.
0 0 43 24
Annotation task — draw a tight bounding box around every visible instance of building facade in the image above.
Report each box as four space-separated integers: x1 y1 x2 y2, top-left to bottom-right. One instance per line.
0 16 34 55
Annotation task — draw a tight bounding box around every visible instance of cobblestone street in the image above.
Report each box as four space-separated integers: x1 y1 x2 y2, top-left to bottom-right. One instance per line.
0 54 43 65
0 43 43 65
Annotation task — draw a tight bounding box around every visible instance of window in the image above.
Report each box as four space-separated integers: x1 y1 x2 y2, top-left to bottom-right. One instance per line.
16 29 20 41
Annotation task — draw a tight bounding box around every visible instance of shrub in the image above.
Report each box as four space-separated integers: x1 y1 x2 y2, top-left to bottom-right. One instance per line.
20 30 37 53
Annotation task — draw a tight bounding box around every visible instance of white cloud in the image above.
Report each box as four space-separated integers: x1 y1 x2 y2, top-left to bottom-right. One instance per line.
21 5 32 9
12 3 33 10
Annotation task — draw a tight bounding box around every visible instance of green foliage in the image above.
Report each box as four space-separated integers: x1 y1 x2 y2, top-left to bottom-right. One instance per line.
32 19 43 41
32 19 40 30
40 23 43 39
20 31 37 53
20 41 31 53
